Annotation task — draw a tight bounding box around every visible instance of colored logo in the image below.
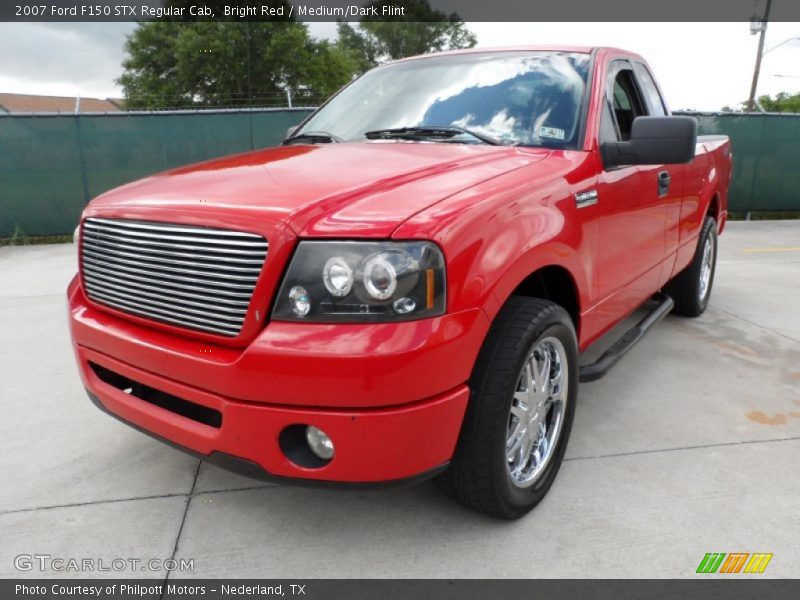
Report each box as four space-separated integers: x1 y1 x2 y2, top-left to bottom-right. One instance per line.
696 553 773 574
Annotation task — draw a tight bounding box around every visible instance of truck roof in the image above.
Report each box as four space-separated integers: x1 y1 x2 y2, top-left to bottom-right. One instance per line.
394 45 643 63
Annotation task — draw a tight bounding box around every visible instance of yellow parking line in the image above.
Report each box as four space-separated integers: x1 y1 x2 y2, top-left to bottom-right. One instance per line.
742 247 800 253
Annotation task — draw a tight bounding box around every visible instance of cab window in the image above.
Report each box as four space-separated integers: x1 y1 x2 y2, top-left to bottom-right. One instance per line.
609 70 646 141
633 62 667 117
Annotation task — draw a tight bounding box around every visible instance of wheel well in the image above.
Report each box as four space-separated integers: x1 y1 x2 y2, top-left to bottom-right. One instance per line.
707 194 720 222
511 266 580 331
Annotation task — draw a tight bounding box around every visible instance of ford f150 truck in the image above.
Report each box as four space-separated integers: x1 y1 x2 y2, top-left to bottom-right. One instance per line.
68 46 731 519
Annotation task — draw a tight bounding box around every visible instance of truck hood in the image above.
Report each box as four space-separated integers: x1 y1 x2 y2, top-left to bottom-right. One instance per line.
87 143 546 237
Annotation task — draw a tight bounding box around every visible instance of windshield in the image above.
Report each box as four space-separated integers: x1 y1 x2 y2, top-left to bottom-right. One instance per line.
295 51 591 149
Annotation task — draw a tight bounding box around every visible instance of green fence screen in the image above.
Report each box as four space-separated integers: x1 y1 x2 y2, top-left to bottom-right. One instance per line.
682 112 800 214
0 108 313 237
1 109 798 237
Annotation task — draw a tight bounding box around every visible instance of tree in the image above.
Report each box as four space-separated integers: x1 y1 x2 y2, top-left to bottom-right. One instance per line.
337 0 477 71
118 0 477 109
729 92 800 113
335 22 379 73
755 92 800 113
118 20 359 109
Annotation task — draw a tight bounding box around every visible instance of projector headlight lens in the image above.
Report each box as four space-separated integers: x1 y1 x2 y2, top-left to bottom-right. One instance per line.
363 254 397 300
322 257 354 297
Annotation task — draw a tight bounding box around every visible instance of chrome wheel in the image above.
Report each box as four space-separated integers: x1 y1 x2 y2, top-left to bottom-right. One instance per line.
506 336 568 488
698 234 714 302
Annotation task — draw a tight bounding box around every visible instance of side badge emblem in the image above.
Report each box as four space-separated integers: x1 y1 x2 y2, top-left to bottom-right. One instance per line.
574 190 598 208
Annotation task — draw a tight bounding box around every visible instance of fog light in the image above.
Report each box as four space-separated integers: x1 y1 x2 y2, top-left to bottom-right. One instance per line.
305 426 334 460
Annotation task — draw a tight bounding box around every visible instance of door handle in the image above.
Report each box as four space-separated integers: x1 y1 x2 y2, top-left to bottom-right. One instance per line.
657 170 671 198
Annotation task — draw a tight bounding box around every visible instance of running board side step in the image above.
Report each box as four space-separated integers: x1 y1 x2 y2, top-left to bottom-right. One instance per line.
579 293 674 383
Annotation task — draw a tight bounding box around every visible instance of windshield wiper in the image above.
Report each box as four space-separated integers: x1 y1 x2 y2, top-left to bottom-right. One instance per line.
364 126 502 146
282 131 342 145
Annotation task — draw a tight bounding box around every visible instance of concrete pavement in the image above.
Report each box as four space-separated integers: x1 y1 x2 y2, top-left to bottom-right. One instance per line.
1 221 798 578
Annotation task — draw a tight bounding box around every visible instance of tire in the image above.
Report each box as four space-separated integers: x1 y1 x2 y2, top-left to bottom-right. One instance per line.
437 297 578 519
665 216 718 317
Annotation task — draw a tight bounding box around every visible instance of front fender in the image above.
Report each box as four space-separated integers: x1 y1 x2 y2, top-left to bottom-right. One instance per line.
393 150 596 349
481 236 588 323
396 198 590 325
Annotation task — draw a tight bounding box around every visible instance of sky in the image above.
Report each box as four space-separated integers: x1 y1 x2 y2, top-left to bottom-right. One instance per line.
0 21 798 110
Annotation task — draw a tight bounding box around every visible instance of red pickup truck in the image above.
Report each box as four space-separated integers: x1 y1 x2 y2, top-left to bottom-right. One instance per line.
68 46 731 519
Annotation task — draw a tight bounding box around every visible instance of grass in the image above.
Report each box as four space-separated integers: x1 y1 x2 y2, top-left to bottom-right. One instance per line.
728 211 800 221
1 212 796 247
0 225 72 246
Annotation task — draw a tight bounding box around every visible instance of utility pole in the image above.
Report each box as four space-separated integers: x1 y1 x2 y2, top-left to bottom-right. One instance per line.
246 22 252 108
245 22 254 150
746 0 773 112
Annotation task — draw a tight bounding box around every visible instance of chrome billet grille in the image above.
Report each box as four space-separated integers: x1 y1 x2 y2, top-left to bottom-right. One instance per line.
81 217 268 337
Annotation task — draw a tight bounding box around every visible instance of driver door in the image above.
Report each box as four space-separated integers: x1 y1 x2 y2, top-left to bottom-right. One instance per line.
593 60 669 324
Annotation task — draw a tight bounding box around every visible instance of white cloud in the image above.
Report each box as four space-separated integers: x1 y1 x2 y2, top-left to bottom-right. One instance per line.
0 23 135 98
471 22 800 110
0 21 797 110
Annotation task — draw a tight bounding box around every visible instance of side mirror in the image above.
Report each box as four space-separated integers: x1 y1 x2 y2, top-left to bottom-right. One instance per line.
601 116 697 168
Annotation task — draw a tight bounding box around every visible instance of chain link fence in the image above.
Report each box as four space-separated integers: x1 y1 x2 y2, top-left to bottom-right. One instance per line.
0 107 314 237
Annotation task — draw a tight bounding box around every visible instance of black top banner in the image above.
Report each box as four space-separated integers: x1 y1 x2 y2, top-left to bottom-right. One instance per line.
4 0 800 22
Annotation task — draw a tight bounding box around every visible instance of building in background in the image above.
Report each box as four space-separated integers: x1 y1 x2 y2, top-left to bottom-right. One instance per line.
0 93 123 113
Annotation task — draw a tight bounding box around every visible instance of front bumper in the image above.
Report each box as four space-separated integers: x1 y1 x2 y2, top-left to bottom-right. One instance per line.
86 387 451 487
69 277 483 483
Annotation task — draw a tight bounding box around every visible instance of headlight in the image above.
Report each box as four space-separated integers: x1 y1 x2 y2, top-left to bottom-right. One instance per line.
322 257 353 297
273 241 446 322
